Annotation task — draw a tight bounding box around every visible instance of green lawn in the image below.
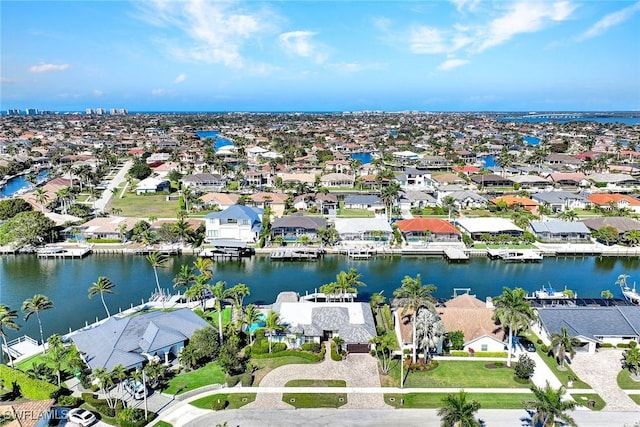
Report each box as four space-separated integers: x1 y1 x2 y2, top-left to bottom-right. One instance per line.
196 307 232 326
106 191 180 218
629 395 640 405
384 392 532 409
617 369 640 389
190 393 256 409
388 360 530 389
571 393 606 411
285 379 346 387
336 208 375 218
163 363 225 395
252 356 317 385
152 422 173 427
14 353 75 381
282 393 348 408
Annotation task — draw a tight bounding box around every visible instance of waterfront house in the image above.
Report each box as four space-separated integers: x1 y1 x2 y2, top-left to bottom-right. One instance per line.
534 306 640 354
438 190 489 210
546 172 588 188
66 216 138 240
510 174 553 191
399 190 438 211
529 220 591 243
273 298 376 352
135 177 170 195
181 173 227 192
271 214 327 242
491 195 538 212
343 194 384 213
333 218 393 242
582 217 640 242
320 172 355 188
293 192 339 214
420 155 451 169
586 173 638 190
470 174 513 188
204 204 263 243
69 308 210 371
531 191 592 212
397 167 435 191
396 218 461 243
587 193 640 214
198 192 240 211
456 217 523 240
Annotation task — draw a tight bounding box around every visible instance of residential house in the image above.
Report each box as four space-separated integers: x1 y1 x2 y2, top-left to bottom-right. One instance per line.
398 167 435 191
198 192 240 211
333 218 393 242
587 193 640 213
510 175 553 191
545 153 582 169
320 173 355 188
293 193 339 214
419 155 451 169
582 217 640 241
470 174 513 188
531 191 592 212
491 195 538 213
69 308 210 370
399 190 438 211
439 190 489 210
248 192 288 217
535 306 640 354
529 220 591 243
586 173 638 190
343 194 385 213
181 173 227 192
135 177 170 195
392 150 419 162
546 172 588 188
204 204 264 243
0 399 55 427
244 170 273 189
456 217 523 240
396 218 461 243
271 214 327 242
66 216 138 240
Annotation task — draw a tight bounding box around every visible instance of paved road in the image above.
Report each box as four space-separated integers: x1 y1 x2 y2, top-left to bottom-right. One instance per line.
93 159 132 213
181 408 640 427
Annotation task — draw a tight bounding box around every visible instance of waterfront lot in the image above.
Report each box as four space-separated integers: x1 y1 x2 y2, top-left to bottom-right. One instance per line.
106 189 179 218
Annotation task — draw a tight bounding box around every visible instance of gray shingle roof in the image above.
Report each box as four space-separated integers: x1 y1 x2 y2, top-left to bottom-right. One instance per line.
272 215 327 230
537 306 640 342
529 220 590 234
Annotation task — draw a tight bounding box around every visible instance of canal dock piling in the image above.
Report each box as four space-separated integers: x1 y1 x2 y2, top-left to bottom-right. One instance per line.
444 248 470 262
270 248 323 260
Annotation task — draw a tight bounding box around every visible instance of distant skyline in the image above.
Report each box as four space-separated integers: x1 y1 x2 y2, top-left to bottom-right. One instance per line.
1 1 639 112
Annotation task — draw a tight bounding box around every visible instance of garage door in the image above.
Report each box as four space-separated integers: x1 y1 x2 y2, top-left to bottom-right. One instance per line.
347 344 370 353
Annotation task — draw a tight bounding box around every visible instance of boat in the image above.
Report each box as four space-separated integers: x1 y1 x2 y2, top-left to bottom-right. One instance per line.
528 285 575 300
36 245 65 255
487 248 543 262
617 274 640 305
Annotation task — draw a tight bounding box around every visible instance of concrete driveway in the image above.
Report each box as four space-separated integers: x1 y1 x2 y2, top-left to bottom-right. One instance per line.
569 348 638 411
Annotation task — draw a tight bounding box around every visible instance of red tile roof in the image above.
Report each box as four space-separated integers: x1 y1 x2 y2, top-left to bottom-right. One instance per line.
396 218 460 234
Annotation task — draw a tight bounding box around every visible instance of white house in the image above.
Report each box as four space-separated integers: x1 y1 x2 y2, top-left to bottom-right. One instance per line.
204 204 264 243
135 177 170 195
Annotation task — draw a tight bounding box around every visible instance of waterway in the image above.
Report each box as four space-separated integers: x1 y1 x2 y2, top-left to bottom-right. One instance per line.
195 130 233 151
0 169 49 198
1 253 639 341
498 115 640 125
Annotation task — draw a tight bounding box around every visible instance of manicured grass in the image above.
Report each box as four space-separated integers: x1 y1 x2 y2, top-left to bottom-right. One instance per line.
522 332 590 389
384 392 532 409
153 422 173 427
14 353 75 381
336 208 375 218
617 369 640 389
106 191 180 218
571 393 606 411
163 363 225 395
198 307 232 326
389 361 530 388
629 395 640 405
252 356 317 385
285 379 346 387
190 393 256 409
282 393 347 408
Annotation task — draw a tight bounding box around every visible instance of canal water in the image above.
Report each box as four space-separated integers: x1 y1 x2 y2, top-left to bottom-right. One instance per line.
1 254 639 341
0 169 49 198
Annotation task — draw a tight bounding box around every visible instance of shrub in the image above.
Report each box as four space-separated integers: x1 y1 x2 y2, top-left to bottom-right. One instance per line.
57 395 83 407
226 375 242 387
514 354 536 380
540 344 549 353
272 343 287 353
211 398 228 411
330 343 342 361
599 343 613 348
250 350 321 362
301 342 321 353
0 365 59 401
630 341 637 348
617 343 631 348
241 373 253 387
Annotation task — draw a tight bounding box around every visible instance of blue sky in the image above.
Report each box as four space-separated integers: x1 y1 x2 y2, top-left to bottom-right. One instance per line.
1 0 639 112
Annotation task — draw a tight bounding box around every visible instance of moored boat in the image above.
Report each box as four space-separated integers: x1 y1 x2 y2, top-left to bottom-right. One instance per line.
617 274 640 305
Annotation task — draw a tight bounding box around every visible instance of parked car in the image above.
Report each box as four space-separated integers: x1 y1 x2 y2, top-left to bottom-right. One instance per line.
123 378 147 400
67 408 96 426
518 337 536 352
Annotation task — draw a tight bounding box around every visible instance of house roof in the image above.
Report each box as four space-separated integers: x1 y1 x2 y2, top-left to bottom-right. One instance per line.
343 194 382 205
205 204 264 221
547 172 586 183
491 195 538 207
70 308 210 371
0 399 55 427
456 217 522 234
537 306 640 342
531 191 589 205
587 173 637 184
333 218 393 234
182 173 225 184
396 218 460 234
199 192 240 206
437 294 504 345
272 214 327 230
529 220 590 234
582 217 640 233
587 193 640 206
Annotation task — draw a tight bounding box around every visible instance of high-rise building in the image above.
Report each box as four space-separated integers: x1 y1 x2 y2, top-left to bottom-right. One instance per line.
86 108 94 115
25 108 38 115
95 108 105 115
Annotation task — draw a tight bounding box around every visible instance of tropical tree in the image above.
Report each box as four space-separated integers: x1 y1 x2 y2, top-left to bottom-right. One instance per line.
558 210 578 222
622 346 640 380
93 368 117 410
228 283 251 325
593 225 619 245
146 251 168 309
264 310 285 353
437 390 481 427
492 287 536 367
243 304 262 344
380 182 401 219
616 274 631 289
88 276 116 318
33 187 49 212
0 304 20 367
392 274 437 363
193 257 214 279
623 229 640 247
184 274 212 311
414 307 446 363
548 327 581 369
369 292 386 317
332 335 345 357
370 334 395 374
45 334 68 386
21 294 54 354
211 281 233 344
173 264 196 290
524 382 577 427
600 289 613 299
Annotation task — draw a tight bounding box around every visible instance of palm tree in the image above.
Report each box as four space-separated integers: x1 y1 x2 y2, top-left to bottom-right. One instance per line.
193 257 214 280
558 210 578 222
33 187 49 212
265 310 284 353
146 251 168 309
415 306 446 363
88 276 116 318
243 304 262 345
45 334 68 386
332 335 345 356
548 327 580 369
622 346 640 380
21 294 54 354
211 281 232 344
492 287 536 367
0 304 20 367
524 382 577 427
437 390 481 427
228 283 251 326
173 264 196 290
369 292 386 317
392 274 437 363
370 334 395 374
623 229 640 247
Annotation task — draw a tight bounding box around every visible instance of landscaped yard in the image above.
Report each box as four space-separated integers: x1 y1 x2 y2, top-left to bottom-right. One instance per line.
14 353 75 382
163 363 225 395
617 369 640 389
106 190 180 218
196 307 233 326
629 395 640 405
252 355 318 385
570 393 606 411
336 208 375 218
384 392 532 409
282 393 347 408
285 379 346 387
190 393 256 409
387 360 531 388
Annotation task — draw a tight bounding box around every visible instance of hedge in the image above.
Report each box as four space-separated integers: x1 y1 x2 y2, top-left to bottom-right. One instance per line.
449 351 508 358
251 350 321 362
0 365 59 400
226 373 253 387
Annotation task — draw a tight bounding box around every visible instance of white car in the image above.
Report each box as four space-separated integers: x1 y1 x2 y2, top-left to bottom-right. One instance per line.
67 408 96 426
123 378 147 400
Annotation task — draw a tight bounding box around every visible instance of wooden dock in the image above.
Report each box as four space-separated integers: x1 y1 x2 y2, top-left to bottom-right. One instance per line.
37 247 92 258
444 248 469 262
270 248 322 261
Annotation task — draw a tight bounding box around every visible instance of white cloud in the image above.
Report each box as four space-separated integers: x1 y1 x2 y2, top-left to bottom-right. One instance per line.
328 62 386 73
450 0 480 13
29 63 70 73
477 1 576 52
279 31 328 64
409 26 448 54
438 58 469 71
136 0 274 68
577 1 640 41
151 88 167 96
92 90 104 97
174 73 187 84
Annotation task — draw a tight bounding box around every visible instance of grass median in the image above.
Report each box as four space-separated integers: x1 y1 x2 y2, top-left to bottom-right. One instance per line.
282 393 348 408
384 392 532 409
